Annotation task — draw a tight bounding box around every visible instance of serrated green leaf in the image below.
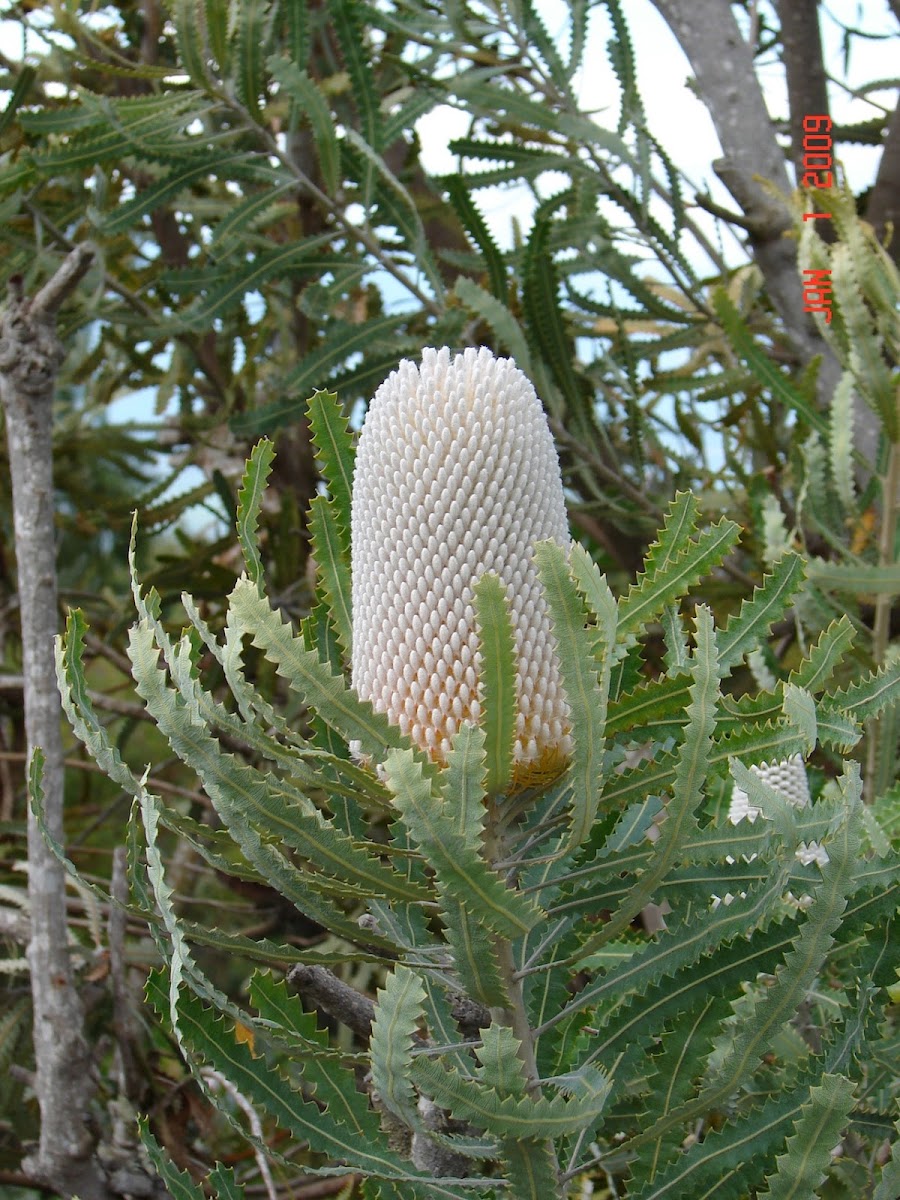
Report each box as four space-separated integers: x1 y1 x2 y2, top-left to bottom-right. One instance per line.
171 0 216 87
210 181 295 251
789 615 856 692
241 313 407 435
500 1137 561 1198
617 512 741 645
714 289 828 437
139 1119 209 1199
228 576 408 760
440 718 488 841
235 0 269 122
208 1161 246 1200
718 554 806 672
589 605 723 955
873 1117 900 1200
343 132 443 294
442 902 510 1008
170 986 443 1188
445 178 507 301
474 1024 530 1098
307 389 356 537
758 1073 855 1200
127 621 407 941
309 494 353 658
329 0 381 148
384 748 543 939
268 56 341 192
0 66 35 138
101 151 245 234
250 971 351 1059
177 243 346 331
638 776 861 1146
522 211 582 411
236 438 275 588
829 370 857 510
824 657 900 724
831 242 897 440
454 277 532 370
370 965 427 1126
807 560 900 595
474 572 517 795
413 1052 609 1138
534 540 611 853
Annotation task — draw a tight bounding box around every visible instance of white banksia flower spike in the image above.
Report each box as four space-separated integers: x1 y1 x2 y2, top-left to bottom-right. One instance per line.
351 346 573 790
729 755 827 867
729 754 811 824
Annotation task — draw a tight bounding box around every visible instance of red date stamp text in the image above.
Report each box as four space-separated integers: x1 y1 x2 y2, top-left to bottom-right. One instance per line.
800 114 833 323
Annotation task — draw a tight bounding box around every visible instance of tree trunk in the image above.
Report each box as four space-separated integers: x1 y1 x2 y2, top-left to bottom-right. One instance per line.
0 245 114 1200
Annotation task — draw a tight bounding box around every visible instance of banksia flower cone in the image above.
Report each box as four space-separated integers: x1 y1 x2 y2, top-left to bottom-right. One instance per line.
351 346 572 790
729 754 811 823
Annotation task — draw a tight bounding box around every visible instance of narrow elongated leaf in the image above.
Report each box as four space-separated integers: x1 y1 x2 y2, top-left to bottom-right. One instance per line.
307 388 356 537
0 66 35 137
454 277 532 370
245 314 407 433
873 1118 900 1200
522 212 582 411
211 182 295 251
534 540 610 853
714 289 828 437
585 606 723 955
329 0 382 151
474 572 517 795
625 1071 835 1200
172 0 216 87
268 56 341 192
370 965 427 1125
617 516 741 644
384 748 543 939
832 242 897 439
250 971 353 1059
639 780 860 1145
825 657 900 724
413 1054 610 1138
139 1120 212 1199
101 152 245 234
229 577 408 759
718 554 806 672
440 722 488 842
235 0 268 121
178 245 347 331
441 903 509 1008
309 494 353 657
500 1138 561 1198
789 615 856 692
445 178 507 300
808 560 900 595
127 622 403 942
236 438 275 588
758 1073 855 1200
170 987 442 1188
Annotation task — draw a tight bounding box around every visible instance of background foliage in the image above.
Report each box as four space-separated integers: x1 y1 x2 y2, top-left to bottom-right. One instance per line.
0 1 898 1197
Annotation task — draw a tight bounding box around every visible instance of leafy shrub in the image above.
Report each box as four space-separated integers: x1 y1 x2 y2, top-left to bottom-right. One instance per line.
49 386 900 1198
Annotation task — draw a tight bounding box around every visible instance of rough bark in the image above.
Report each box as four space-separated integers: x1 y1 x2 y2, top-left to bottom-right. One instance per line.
0 245 110 1200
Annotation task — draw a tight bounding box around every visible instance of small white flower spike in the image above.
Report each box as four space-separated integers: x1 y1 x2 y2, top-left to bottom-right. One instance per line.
729 754 811 824
729 754 827 867
351 346 572 790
